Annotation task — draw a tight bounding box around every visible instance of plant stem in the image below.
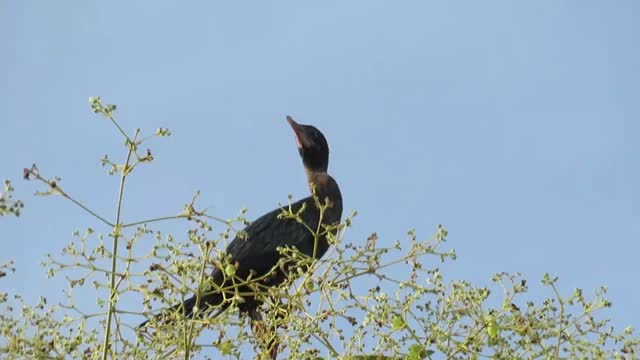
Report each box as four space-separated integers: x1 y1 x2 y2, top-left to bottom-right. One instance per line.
552 283 565 358
121 214 188 228
184 242 212 360
101 130 139 360
56 188 115 227
27 169 114 227
108 115 135 146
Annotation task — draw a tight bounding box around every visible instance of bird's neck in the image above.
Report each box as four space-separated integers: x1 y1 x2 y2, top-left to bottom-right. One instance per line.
305 169 333 197
305 168 343 224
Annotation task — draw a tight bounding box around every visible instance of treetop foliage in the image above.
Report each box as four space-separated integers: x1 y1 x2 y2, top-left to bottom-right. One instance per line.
1 98 637 359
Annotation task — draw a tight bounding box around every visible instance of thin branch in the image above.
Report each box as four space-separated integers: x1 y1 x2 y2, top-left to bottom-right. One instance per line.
102 129 139 360
121 215 189 228
25 167 114 227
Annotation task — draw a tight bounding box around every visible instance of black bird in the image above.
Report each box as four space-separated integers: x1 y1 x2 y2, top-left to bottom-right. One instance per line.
140 116 342 328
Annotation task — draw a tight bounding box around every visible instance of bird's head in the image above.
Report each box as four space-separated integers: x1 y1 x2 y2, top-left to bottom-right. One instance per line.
286 115 329 173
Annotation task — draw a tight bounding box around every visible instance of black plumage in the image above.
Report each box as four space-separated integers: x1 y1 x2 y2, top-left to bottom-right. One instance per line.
140 116 342 327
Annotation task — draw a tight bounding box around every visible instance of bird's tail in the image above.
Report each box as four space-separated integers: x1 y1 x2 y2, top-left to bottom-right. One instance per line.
138 291 226 328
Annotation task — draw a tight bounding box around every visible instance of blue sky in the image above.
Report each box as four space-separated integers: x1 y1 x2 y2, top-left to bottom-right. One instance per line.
2 0 638 353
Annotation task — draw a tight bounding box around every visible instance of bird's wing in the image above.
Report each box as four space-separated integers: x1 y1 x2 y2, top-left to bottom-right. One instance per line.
222 197 318 278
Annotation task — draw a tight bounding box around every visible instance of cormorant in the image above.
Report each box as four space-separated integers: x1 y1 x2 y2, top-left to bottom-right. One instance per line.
140 116 342 330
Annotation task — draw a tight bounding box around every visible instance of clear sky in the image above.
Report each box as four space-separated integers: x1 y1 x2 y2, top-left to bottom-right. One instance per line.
2 0 638 353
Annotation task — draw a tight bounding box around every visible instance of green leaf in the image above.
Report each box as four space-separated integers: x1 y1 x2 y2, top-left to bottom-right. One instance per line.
392 315 405 330
225 263 237 277
487 318 500 339
408 344 433 360
218 340 233 355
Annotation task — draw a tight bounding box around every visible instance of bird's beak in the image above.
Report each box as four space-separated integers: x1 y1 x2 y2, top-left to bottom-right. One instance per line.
286 115 308 148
